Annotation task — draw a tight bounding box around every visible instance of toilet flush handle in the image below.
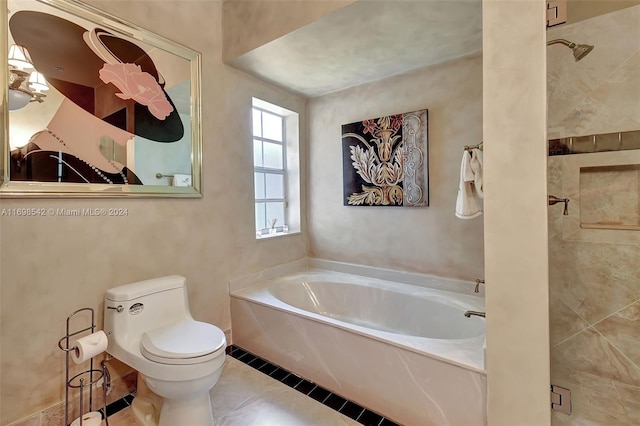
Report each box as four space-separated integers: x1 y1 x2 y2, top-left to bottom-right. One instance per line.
107 305 124 313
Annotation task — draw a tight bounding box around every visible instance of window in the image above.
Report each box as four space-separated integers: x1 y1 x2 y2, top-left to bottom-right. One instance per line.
252 98 300 238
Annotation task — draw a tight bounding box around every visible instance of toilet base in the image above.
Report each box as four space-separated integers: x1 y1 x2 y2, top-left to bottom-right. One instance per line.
158 394 214 426
131 374 163 425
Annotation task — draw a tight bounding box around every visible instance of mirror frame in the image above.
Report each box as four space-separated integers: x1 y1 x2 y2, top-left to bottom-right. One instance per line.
1 0 202 198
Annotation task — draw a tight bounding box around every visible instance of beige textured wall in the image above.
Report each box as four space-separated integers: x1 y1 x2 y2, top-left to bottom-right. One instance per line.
483 0 551 424
222 0 355 62
0 1 308 424
307 54 484 281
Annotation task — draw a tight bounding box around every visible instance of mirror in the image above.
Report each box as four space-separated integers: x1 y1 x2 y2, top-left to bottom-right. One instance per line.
1 0 202 197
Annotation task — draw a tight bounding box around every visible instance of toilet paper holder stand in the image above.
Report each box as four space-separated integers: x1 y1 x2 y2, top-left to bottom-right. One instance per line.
57 307 108 426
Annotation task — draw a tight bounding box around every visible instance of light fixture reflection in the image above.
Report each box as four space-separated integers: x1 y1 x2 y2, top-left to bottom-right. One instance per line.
7 44 49 110
8 44 32 69
28 71 49 93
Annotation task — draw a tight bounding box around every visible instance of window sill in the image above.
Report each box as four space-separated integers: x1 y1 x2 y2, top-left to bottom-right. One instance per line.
255 230 301 240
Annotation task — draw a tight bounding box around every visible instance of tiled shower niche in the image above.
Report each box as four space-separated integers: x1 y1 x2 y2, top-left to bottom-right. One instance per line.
580 164 640 230
549 149 640 245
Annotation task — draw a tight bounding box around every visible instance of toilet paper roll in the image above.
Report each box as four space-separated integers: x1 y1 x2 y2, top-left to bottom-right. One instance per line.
70 411 102 426
71 331 108 364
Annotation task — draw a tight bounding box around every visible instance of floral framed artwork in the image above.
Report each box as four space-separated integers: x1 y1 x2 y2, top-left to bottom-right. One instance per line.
342 109 428 207
1 0 202 197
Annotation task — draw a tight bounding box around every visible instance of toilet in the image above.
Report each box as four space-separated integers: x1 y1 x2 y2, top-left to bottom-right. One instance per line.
104 275 226 426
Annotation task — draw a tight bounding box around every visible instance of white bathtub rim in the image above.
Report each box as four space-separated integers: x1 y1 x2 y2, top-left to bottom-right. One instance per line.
231 270 486 374
228 257 309 293
228 257 485 297
309 258 485 298
237 268 485 309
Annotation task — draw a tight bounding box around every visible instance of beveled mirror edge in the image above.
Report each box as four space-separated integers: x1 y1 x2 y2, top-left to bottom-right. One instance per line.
0 0 204 198
1 2 8 191
191 50 203 197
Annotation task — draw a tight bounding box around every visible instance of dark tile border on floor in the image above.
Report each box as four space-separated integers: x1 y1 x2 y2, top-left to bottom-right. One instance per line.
229 345 400 426
97 390 137 421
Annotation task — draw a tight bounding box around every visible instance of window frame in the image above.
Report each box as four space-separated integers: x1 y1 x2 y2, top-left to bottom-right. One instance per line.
252 106 288 234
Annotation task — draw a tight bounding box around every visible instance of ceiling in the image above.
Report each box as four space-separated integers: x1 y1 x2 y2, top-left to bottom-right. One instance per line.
227 0 483 98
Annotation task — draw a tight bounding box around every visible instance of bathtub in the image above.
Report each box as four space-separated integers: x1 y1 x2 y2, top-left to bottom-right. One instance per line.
231 268 486 425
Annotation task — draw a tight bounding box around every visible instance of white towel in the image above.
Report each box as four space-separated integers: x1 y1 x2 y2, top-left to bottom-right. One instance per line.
172 174 191 187
470 148 483 198
455 149 483 219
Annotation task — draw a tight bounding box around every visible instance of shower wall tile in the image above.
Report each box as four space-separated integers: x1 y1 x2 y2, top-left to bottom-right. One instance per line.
574 374 631 425
551 327 640 387
594 300 640 368
551 95 640 140
547 5 640 139
591 51 640 124
549 150 640 426
547 201 564 239
616 382 640 424
549 238 640 324
578 375 628 424
547 157 562 192
547 157 564 239
549 8 640 426
546 73 586 126
549 293 589 347
551 372 640 426
547 5 640 93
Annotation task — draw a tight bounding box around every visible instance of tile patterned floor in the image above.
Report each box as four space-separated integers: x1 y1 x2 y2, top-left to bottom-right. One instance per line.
228 346 398 426
106 351 396 426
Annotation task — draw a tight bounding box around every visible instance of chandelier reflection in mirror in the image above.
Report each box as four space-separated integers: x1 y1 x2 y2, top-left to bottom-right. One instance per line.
8 44 49 110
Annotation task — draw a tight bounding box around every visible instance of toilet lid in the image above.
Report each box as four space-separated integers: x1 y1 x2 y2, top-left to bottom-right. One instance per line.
141 320 226 365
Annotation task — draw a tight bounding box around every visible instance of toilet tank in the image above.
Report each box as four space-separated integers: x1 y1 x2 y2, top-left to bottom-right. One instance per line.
104 275 193 349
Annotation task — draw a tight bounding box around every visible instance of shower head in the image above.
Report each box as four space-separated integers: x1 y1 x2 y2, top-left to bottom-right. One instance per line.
572 43 594 61
547 38 595 61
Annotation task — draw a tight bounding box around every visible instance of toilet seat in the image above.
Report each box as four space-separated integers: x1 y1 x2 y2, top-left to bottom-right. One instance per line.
141 320 226 365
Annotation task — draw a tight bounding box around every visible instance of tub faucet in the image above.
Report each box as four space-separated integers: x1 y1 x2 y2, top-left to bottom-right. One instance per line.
464 310 485 318
474 279 485 293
